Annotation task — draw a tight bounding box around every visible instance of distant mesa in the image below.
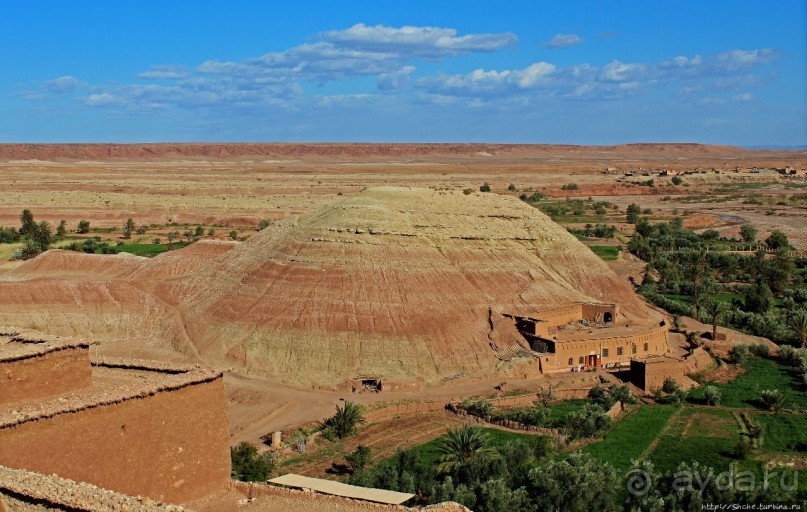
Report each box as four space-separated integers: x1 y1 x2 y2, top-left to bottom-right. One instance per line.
0 142 773 162
0 187 664 387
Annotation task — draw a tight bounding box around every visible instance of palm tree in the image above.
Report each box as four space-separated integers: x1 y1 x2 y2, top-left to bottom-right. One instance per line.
436 424 490 474
786 310 807 348
705 300 724 340
323 401 365 439
692 287 704 322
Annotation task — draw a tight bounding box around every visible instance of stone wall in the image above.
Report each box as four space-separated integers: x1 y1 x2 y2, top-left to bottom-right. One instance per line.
0 378 230 504
0 346 91 406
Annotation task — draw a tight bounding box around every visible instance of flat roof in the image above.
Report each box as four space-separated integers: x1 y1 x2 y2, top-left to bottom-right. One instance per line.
268 474 415 505
550 324 663 343
0 327 94 363
0 465 186 511
0 355 221 429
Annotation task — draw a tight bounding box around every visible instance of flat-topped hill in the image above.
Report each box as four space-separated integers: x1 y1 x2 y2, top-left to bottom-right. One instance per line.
2 142 802 162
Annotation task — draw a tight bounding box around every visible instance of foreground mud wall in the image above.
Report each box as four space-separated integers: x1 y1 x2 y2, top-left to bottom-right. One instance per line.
0 378 230 504
0 347 91 406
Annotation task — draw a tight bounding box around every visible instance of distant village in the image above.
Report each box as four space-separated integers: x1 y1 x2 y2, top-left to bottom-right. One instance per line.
605 165 807 179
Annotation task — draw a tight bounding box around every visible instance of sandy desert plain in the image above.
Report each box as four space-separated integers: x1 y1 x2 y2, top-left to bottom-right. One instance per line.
1 142 807 509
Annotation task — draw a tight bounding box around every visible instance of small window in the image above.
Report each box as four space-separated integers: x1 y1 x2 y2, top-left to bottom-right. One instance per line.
602 348 609 358
644 343 649 352
568 357 573 365
578 356 584 364
632 345 637 354
617 347 623 356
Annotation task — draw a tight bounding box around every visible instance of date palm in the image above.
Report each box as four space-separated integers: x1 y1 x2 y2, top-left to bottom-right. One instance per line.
436 424 491 474
322 401 365 439
786 310 807 348
705 300 724 341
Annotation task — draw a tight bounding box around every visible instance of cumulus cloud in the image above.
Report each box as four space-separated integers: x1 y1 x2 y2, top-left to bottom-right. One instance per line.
44 76 82 93
417 48 778 104
198 24 515 84
543 34 584 49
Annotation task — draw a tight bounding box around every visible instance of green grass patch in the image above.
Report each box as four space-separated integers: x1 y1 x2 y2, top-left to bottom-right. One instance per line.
117 242 190 257
582 405 679 473
755 412 807 453
543 399 588 427
588 245 620 261
378 427 538 469
647 408 748 473
688 358 807 410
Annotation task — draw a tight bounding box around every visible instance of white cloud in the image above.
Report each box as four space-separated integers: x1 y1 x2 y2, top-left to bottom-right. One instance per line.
320 23 516 58
733 92 755 101
377 66 416 91
138 66 189 79
416 48 777 104
44 76 82 93
543 34 583 49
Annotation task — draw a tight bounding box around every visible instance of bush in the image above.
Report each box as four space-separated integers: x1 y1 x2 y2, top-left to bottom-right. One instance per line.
229 230 239 240
461 399 494 418
230 442 274 482
463 188 474 195
749 343 770 358
561 183 579 191
492 406 550 427
703 385 721 406
563 403 611 440
672 176 683 185
77 220 90 234
480 183 492 193
519 192 544 202
760 389 786 411
345 445 372 473
662 377 680 394
507 184 517 192
728 344 751 364
588 385 616 409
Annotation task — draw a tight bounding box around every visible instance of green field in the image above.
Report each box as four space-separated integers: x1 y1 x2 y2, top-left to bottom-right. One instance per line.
755 413 807 452
688 358 807 410
587 245 620 261
117 242 191 257
646 407 752 473
582 405 679 473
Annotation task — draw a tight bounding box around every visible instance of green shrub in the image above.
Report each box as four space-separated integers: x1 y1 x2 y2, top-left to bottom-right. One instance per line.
703 385 721 406
230 442 275 482
345 445 372 473
480 183 492 193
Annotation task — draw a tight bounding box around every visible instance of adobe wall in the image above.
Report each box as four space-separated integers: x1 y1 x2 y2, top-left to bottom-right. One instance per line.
630 358 688 392
547 326 668 370
581 303 619 322
0 347 91 406
0 377 230 504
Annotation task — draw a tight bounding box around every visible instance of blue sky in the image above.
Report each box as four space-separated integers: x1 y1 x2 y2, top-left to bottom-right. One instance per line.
1 0 805 145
